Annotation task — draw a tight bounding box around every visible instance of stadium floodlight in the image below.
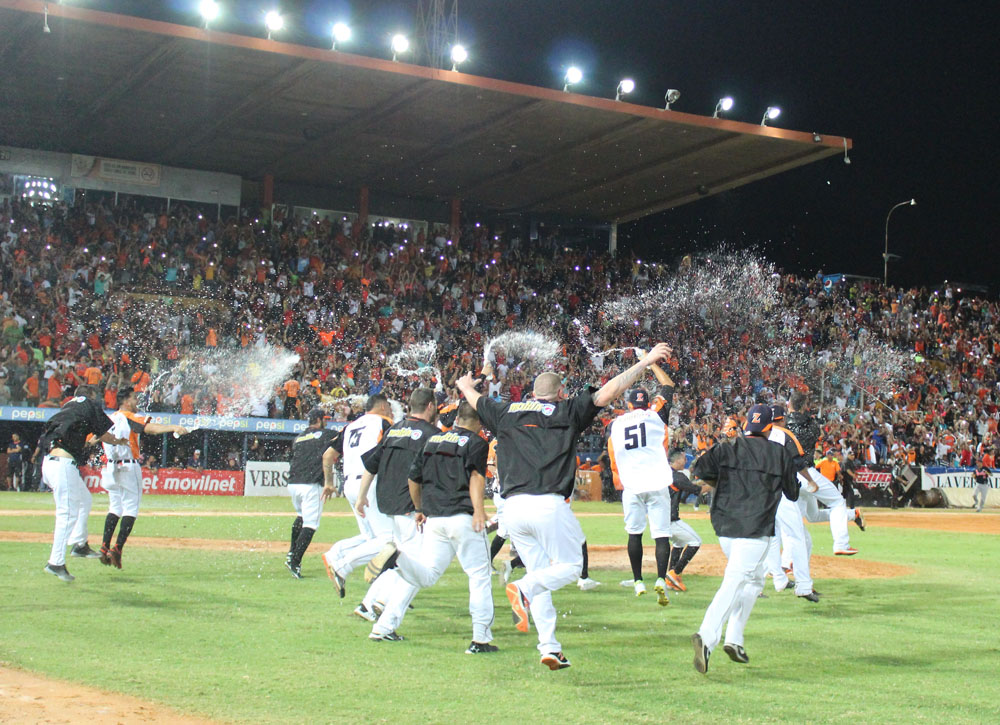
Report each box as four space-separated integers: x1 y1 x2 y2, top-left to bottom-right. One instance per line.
761 106 781 126
664 89 681 109
883 199 916 286
331 22 351 50
199 0 220 29
615 78 635 101
391 33 409 61
712 96 734 118
264 10 283 40
450 44 468 71
563 66 583 92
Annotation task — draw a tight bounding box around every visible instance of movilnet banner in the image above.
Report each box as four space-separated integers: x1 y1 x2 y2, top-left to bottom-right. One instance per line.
71 154 161 186
243 462 291 497
82 467 244 496
921 466 999 508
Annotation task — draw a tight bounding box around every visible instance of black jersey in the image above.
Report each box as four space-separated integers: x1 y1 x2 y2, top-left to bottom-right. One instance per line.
785 412 821 461
669 468 702 522
476 388 602 499
38 396 114 464
691 435 799 539
363 416 440 516
287 426 340 485
409 427 489 517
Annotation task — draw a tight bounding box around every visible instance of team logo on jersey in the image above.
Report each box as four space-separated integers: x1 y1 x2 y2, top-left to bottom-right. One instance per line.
410 429 423 440
458 435 469 446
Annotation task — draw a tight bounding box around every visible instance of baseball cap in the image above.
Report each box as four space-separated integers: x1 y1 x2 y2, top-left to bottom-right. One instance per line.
307 407 325 424
626 388 650 409
770 404 786 422
744 404 773 435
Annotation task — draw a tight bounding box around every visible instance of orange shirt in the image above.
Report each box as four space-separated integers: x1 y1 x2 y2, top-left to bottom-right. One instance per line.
25 376 40 398
84 366 103 385
47 376 62 400
283 380 300 398
180 394 195 414
817 459 841 482
131 371 151 392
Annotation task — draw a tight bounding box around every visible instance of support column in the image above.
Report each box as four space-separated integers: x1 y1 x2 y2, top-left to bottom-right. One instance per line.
359 185 370 227
450 197 461 246
263 174 274 206
609 222 618 257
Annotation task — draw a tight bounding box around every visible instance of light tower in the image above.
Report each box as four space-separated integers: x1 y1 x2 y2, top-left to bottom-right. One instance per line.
416 0 459 69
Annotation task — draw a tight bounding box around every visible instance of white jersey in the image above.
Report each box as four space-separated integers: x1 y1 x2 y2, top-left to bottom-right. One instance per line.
101 410 147 462
608 406 670 493
341 412 391 478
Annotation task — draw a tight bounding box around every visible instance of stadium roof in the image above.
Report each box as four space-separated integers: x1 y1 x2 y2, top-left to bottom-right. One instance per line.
0 0 852 223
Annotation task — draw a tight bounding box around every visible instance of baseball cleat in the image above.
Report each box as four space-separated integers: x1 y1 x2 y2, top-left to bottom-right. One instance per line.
368 630 404 642
465 641 500 654
691 633 710 674
620 579 636 588
634 580 647 597
653 579 670 606
505 582 530 633
485 517 499 534
501 559 513 585
99 545 112 567
364 542 399 584
353 604 377 622
44 563 74 582
110 546 123 570
540 652 571 670
577 577 601 591
854 509 866 531
723 643 749 664
322 553 346 598
834 547 859 556
797 590 821 603
71 543 101 559
286 560 302 579
666 569 686 592
372 602 385 617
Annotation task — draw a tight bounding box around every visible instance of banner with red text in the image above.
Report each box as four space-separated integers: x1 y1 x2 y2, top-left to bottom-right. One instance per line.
83 467 244 496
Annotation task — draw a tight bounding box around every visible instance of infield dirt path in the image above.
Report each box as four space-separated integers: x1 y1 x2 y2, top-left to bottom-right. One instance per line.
0 666 219 724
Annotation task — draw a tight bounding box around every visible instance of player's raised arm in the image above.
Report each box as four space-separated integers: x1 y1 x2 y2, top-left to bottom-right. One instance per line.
593 343 671 408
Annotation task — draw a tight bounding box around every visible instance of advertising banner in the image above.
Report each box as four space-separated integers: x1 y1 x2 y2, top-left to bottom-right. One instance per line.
82 466 244 496
71 154 161 186
244 462 291 497
921 467 999 508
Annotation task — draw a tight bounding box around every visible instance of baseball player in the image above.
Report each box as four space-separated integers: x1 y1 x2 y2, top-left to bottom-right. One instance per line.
785 392 866 555
457 342 671 671
486 437 525 584
766 405 820 601
38 385 129 581
666 449 708 592
285 408 341 578
355 388 440 639
606 360 675 605
321 394 395 599
690 404 799 673
365 402 497 652
99 385 190 569
973 460 991 512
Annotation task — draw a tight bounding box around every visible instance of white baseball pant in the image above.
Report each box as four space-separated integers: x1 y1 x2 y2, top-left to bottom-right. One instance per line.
367 512 422 631
797 468 856 552
697 535 770 652
669 519 702 548
104 462 143 518
504 493 585 655
373 513 494 643
622 488 672 538
974 483 990 511
43 457 90 566
325 475 394 577
288 483 324 529
492 493 508 538
772 494 813 594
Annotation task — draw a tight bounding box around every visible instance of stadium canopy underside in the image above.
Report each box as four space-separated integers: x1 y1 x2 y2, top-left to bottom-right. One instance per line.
0 0 851 224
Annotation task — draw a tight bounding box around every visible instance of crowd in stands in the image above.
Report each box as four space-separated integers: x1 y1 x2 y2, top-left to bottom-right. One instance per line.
2 194 999 483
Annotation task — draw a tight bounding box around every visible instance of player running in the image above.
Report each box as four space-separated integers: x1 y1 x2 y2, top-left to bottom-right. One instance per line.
665 449 708 592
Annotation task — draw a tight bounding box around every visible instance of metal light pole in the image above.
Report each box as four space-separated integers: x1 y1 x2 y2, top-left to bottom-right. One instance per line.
883 198 916 286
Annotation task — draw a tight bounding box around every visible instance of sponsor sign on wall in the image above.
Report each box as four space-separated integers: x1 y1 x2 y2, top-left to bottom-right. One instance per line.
82 467 244 496
244 462 291 497
72 154 161 186
920 467 998 508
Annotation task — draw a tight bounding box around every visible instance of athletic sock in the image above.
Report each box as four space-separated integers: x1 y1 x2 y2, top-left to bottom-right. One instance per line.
102 513 121 549
290 516 303 554
580 541 590 579
116 516 136 550
627 533 644 581
489 534 506 562
290 527 315 568
654 537 670 579
668 545 683 571
675 545 699 574
511 555 524 569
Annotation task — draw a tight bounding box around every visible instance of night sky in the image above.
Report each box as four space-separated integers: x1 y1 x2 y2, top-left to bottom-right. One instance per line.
66 1 996 288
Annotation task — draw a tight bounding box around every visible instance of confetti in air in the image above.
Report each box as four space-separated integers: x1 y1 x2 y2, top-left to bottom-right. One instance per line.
388 341 443 392
484 330 562 368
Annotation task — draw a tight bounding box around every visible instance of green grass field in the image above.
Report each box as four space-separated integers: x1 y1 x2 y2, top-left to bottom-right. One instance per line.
2 494 998 724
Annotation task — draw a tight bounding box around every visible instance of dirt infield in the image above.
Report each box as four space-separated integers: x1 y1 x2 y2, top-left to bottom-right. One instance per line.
0 666 218 725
